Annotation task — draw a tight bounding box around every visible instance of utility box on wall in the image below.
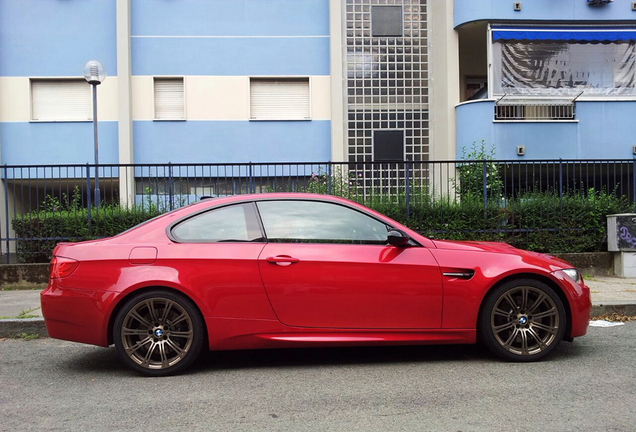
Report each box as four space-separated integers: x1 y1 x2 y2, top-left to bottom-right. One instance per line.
607 214 636 252
607 214 636 277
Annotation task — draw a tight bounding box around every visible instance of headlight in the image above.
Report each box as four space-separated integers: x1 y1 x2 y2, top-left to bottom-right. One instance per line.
562 268 581 284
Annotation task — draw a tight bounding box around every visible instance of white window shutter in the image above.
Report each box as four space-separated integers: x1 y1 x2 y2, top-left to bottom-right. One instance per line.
31 79 91 121
250 78 310 120
154 78 185 120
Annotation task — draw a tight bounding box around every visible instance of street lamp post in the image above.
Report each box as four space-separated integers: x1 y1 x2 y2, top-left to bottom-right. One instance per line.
83 60 107 207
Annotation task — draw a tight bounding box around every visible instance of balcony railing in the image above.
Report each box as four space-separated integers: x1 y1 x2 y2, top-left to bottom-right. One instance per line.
495 98 575 121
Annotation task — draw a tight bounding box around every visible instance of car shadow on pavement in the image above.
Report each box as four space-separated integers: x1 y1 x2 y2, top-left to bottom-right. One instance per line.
191 340 587 374
62 339 589 376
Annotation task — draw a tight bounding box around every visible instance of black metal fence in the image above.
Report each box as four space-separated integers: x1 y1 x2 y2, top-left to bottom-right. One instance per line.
2 159 635 263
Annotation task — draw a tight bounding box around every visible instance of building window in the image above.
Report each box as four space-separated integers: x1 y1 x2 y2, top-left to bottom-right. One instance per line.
154 77 185 120
249 78 310 120
373 130 404 161
30 79 91 122
371 6 403 37
491 26 636 97
345 0 429 165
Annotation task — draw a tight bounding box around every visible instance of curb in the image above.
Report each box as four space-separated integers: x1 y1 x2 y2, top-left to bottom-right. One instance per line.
0 305 634 339
0 317 47 338
590 303 636 317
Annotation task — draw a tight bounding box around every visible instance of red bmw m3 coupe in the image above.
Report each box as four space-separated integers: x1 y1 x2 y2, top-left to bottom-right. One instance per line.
41 193 591 376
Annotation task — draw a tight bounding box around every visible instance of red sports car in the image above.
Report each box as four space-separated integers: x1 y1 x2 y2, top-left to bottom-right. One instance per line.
41 193 591 376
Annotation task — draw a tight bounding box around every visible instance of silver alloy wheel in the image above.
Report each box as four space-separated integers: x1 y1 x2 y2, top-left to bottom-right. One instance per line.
490 286 560 356
121 298 194 370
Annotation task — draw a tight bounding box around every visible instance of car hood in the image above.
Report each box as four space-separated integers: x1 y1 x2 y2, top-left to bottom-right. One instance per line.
431 239 574 269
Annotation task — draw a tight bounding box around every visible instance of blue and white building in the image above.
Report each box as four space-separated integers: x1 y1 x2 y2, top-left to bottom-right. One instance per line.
0 0 635 166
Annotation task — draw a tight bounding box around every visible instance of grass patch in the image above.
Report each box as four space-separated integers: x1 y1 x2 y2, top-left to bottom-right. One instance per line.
0 285 46 291
0 307 41 320
591 313 636 322
9 333 40 341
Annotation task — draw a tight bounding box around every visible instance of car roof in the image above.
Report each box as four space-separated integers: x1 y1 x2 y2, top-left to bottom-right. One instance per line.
118 193 435 248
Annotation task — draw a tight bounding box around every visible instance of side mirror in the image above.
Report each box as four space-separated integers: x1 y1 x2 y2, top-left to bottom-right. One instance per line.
387 229 410 247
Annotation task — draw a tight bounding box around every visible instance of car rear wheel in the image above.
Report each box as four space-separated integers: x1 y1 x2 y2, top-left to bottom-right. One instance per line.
479 279 566 361
113 290 204 376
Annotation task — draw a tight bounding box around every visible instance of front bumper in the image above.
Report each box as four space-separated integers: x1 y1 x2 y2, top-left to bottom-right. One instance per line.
40 282 119 347
551 271 591 339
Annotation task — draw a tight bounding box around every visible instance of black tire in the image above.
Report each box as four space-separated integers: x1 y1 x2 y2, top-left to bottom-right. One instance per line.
113 289 205 376
479 278 566 362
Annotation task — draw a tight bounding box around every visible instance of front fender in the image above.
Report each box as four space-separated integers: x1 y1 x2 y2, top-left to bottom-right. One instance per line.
430 249 574 329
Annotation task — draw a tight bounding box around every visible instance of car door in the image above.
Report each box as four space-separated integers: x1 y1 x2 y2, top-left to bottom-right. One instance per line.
168 203 274 319
256 199 443 329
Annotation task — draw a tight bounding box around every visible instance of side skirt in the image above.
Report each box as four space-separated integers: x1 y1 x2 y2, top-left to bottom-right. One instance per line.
205 317 476 351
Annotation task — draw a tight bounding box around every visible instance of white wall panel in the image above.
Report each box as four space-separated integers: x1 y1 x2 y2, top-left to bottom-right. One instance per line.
0 78 30 122
311 76 331 121
132 76 330 121
0 77 119 122
186 76 249 120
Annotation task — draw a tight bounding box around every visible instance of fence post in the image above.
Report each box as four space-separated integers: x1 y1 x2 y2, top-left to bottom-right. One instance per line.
558 158 563 221
633 158 636 212
405 160 410 219
168 162 174 211
248 162 253 194
482 161 487 220
327 163 332 196
86 163 92 236
3 165 10 263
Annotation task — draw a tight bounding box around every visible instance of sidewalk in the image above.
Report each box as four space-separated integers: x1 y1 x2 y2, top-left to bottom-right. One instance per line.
1 277 635 337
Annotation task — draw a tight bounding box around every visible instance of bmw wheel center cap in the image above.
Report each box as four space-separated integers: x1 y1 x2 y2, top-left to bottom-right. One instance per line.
519 316 528 325
154 328 164 337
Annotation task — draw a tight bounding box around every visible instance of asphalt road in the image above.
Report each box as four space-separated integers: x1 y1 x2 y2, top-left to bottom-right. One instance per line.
1 324 635 432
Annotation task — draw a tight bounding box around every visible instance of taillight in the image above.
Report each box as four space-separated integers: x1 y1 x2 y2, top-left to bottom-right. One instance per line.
50 256 79 279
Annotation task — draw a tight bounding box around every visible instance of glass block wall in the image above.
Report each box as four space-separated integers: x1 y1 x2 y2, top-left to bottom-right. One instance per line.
344 0 429 164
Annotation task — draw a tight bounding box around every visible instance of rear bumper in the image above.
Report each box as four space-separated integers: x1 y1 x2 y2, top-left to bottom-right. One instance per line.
40 282 118 347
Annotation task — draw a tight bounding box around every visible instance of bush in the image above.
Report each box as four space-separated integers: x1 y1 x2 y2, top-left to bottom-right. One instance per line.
454 141 503 201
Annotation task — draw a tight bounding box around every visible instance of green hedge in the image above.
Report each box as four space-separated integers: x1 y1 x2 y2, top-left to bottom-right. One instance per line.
11 189 631 263
371 189 631 253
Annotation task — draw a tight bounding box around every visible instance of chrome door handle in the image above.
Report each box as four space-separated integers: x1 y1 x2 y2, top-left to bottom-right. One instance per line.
266 255 300 264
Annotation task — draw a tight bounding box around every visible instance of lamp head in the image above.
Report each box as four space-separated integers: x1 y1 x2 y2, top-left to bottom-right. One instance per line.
83 61 106 85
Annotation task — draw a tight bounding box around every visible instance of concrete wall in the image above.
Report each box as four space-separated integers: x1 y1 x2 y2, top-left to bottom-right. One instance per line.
430 0 460 161
454 0 636 28
456 99 636 159
0 0 332 165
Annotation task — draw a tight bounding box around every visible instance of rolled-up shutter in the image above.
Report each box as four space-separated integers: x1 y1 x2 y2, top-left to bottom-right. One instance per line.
154 77 185 120
250 78 310 120
31 79 91 121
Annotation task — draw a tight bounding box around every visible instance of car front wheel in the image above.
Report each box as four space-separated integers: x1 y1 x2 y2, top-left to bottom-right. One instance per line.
113 290 205 376
479 279 567 361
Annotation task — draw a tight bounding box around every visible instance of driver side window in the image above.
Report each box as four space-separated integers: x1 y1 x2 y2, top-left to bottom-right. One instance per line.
256 200 389 244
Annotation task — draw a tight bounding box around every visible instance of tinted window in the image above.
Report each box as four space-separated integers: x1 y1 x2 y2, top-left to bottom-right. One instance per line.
172 204 262 242
374 130 404 161
257 200 388 244
371 6 403 37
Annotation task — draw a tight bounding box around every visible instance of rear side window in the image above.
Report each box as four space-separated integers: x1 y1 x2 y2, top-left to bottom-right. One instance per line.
171 203 262 242
256 200 388 244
